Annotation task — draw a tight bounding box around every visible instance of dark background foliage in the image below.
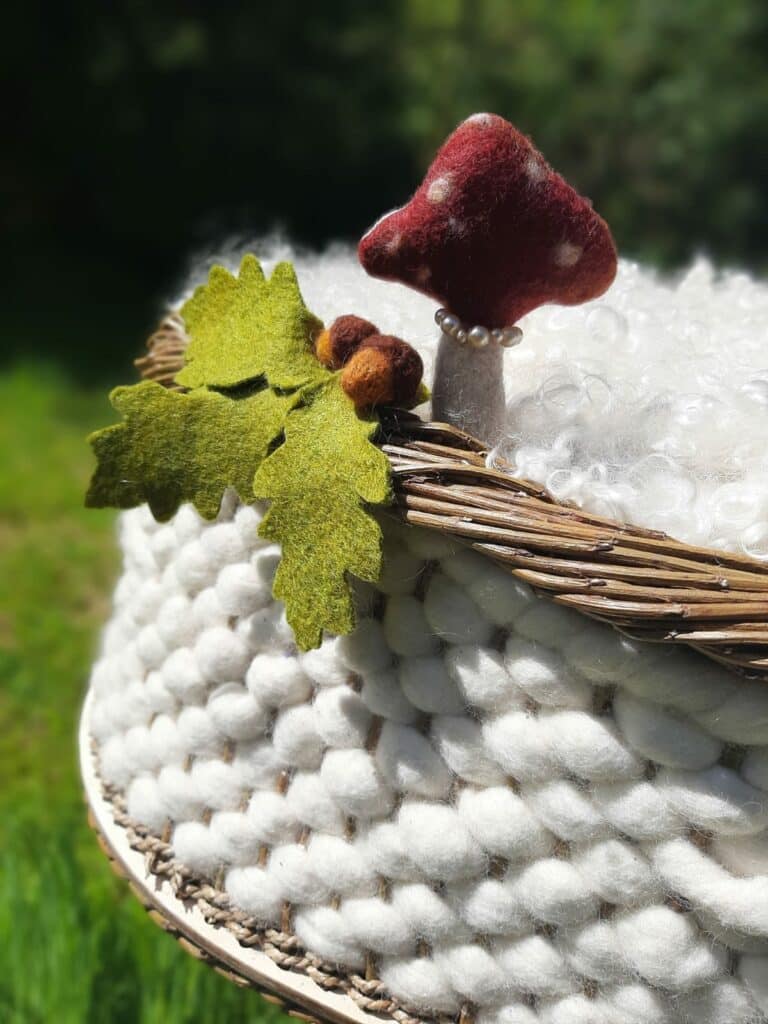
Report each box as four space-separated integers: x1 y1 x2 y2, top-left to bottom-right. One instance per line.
3 5 768 1019
5 0 768 380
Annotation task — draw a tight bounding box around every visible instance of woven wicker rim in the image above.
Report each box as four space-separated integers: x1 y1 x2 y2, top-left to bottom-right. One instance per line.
137 315 768 680
80 694 436 1024
381 411 768 680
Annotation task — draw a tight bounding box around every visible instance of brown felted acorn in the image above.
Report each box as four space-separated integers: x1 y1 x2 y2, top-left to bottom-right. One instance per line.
315 314 380 370
341 334 423 409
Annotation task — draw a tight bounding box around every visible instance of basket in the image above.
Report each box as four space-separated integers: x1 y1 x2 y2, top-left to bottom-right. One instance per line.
82 308 768 1022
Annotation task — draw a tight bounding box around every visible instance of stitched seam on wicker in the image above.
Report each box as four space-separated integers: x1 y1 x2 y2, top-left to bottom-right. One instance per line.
97 771 444 1024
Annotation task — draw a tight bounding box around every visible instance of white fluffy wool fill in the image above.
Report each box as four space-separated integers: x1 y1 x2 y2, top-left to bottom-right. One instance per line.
180 240 768 557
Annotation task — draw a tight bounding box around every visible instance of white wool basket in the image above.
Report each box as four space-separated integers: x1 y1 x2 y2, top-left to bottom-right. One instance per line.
82 246 768 1024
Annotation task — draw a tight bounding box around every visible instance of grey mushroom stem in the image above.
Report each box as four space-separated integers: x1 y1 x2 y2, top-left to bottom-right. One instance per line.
431 331 507 447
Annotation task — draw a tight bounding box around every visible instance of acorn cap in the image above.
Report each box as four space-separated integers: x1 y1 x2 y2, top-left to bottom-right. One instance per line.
358 113 617 328
315 314 379 369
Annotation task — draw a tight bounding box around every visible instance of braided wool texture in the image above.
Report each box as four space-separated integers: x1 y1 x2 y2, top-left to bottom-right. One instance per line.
89 491 768 1024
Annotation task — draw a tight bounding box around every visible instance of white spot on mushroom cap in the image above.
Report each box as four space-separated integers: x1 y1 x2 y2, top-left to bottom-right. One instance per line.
427 176 452 204
465 113 494 127
525 155 546 183
385 231 402 255
553 242 583 268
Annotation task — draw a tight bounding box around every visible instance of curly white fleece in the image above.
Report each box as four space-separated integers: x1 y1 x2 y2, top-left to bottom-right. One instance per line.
179 241 768 558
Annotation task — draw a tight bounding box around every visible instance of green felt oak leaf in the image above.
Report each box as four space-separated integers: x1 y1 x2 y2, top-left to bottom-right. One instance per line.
177 255 327 391
414 380 431 406
86 380 295 521
254 377 392 649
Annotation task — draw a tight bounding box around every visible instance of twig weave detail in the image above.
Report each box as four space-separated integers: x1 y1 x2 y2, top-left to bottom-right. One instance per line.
382 412 768 680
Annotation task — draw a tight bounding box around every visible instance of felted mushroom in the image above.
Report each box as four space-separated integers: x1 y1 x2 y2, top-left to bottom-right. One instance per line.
358 113 618 443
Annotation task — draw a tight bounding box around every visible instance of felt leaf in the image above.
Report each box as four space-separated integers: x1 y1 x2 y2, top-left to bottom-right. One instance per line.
86 380 294 521
177 255 327 391
254 377 392 649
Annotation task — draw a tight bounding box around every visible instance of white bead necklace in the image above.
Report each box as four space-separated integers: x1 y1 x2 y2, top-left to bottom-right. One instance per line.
434 307 523 349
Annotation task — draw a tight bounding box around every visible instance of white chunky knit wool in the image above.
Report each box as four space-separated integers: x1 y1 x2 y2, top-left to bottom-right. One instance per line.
87 246 768 1022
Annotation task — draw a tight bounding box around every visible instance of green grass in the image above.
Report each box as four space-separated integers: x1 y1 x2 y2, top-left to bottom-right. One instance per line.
0 363 286 1023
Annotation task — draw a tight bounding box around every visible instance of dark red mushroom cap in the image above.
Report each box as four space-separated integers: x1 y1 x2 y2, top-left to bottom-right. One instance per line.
358 113 617 328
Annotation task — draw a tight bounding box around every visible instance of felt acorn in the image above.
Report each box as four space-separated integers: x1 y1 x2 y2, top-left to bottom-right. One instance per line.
341 334 424 409
315 313 424 410
315 314 379 370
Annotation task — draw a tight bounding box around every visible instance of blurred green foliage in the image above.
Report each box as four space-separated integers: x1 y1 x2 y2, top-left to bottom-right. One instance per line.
400 0 768 268
4 0 768 379
0 365 285 1023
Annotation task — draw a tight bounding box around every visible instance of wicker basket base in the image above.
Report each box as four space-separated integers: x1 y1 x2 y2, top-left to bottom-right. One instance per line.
79 692 413 1024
